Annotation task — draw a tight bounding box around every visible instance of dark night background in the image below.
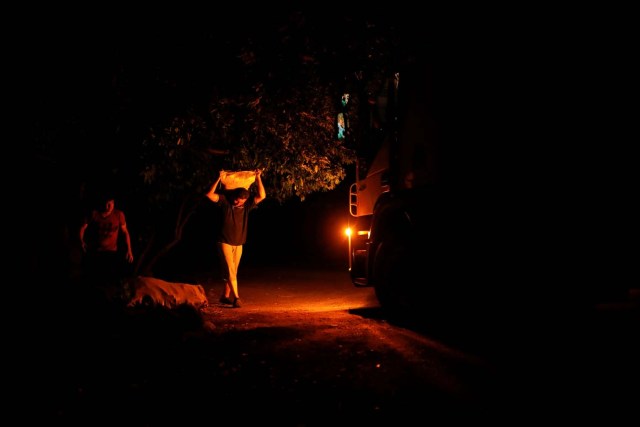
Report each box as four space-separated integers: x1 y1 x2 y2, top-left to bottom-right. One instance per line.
21 7 634 295
15 8 637 425
23 8 422 283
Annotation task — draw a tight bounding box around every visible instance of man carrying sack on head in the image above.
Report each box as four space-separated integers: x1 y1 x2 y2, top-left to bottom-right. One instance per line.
206 170 266 308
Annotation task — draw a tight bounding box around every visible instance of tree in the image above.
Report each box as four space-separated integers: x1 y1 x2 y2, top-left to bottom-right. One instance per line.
130 10 431 276
135 67 357 276
26 10 413 279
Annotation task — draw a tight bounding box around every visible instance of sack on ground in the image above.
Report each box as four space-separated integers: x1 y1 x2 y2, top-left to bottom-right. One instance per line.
125 276 209 309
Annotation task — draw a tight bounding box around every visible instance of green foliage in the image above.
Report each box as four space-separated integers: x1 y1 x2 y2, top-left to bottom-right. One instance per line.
135 72 356 273
139 113 216 210
139 100 355 206
127 12 409 272
135 13 413 207
209 77 356 202
140 77 356 206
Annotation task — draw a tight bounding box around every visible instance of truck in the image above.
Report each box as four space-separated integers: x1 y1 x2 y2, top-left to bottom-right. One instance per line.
344 60 629 327
343 61 541 328
346 63 454 318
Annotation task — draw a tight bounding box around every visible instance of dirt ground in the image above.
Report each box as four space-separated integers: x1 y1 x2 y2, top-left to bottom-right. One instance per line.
29 264 639 425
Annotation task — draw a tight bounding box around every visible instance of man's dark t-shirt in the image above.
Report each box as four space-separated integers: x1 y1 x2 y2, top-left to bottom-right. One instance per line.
215 195 257 246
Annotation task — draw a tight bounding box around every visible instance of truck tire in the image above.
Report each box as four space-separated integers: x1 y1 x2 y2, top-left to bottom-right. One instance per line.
372 238 413 316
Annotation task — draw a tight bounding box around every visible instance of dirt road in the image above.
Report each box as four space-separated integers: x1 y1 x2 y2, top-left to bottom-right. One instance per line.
38 263 638 425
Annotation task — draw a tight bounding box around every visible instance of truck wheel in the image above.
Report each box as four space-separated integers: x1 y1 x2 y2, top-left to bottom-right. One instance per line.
349 246 367 286
372 238 412 316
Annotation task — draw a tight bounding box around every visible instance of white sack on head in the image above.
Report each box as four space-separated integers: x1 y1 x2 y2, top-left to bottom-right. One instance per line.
221 170 256 190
